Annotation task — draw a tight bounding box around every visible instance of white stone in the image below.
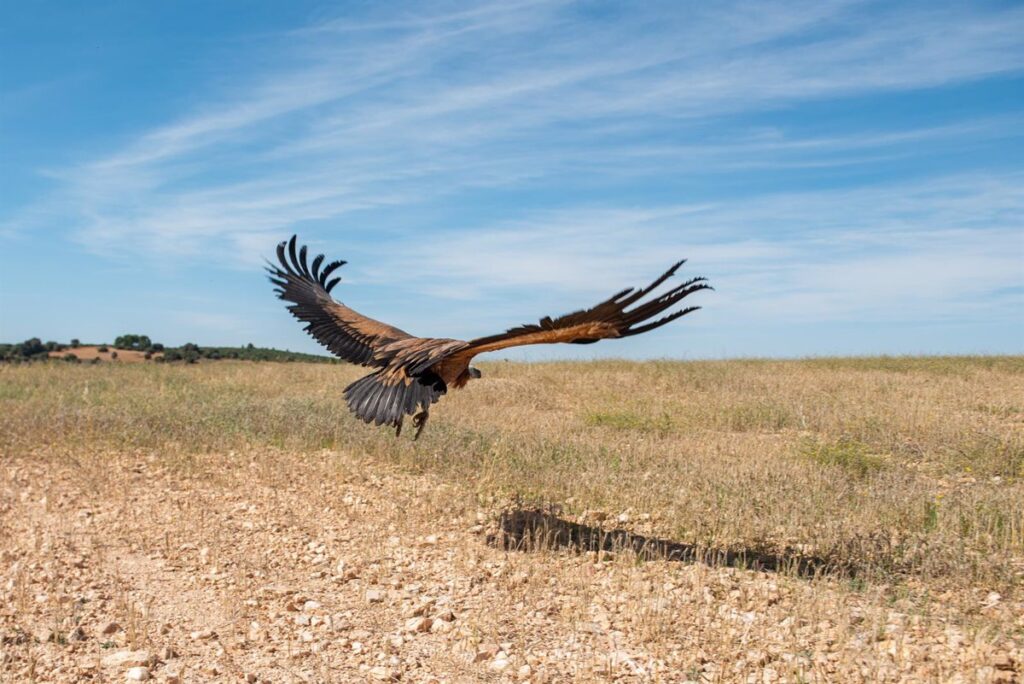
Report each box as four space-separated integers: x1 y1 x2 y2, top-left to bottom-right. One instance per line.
405 617 432 633
369 666 393 681
474 643 500 663
101 650 151 668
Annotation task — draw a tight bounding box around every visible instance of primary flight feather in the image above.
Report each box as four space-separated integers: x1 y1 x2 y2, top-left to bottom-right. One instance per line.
268 235 711 439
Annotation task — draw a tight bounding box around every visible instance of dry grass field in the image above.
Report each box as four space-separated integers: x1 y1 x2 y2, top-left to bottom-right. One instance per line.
1 358 1022 682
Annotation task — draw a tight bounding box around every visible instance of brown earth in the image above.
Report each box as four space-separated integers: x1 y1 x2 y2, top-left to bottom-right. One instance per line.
4 448 1020 684
48 346 159 363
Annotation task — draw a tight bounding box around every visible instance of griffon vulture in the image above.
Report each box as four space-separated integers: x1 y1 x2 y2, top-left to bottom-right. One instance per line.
268 235 710 438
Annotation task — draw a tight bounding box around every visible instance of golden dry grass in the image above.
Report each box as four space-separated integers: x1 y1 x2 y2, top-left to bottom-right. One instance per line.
4 357 1021 586
1 357 1022 682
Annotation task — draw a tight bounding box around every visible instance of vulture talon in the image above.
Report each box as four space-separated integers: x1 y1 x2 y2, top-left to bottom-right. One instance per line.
412 411 429 440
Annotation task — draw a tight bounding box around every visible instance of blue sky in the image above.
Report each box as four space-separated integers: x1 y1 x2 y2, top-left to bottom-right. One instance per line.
1 0 1022 359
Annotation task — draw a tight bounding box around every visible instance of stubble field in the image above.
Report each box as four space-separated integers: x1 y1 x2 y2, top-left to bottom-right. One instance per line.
1 357 1022 682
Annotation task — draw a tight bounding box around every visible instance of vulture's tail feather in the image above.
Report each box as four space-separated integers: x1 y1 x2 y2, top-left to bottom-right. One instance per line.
344 371 447 429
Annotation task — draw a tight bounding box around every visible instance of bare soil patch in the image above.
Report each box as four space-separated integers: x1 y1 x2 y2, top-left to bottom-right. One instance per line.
48 346 158 363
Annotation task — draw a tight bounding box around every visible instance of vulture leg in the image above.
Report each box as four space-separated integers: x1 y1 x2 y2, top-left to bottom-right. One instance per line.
394 418 403 438
412 410 430 440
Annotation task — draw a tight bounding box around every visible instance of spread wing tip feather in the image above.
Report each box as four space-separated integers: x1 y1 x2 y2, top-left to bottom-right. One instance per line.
461 258 711 356
266 235 412 367
269 235 348 290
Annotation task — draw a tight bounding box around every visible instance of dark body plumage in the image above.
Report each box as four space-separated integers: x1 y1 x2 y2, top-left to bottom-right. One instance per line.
268 235 711 438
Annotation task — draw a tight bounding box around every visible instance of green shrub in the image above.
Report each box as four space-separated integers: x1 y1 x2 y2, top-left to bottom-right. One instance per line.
114 334 152 351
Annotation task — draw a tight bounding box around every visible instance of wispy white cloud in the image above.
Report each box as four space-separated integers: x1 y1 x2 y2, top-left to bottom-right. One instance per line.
351 173 1022 335
5 0 1018 262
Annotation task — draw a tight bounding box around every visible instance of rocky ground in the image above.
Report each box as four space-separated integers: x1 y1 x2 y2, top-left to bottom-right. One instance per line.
1 445 1020 683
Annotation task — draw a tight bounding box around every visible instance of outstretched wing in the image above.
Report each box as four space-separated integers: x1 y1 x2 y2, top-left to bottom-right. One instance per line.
267 235 413 366
445 260 710 364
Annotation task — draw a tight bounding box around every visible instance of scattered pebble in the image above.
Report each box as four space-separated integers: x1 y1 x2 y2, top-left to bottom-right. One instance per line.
101 650 151 669
369 665 394 681
474 643 501 663
404 616 432 633
125 666 151 681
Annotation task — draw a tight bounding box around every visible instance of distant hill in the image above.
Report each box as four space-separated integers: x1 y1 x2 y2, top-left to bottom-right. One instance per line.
159 344 336 364
1 337 335 364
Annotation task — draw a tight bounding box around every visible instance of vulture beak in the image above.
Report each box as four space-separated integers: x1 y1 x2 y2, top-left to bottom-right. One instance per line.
469 367 482 379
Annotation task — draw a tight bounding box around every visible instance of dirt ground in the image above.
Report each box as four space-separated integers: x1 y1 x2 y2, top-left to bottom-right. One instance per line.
47 347 156 363
1 447 1020 683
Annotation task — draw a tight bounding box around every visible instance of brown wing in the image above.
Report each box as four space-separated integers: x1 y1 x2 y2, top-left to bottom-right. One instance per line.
445 260 710 364
267 235 413 366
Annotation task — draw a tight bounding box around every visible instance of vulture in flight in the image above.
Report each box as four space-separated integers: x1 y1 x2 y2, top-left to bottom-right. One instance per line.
268 235 711 439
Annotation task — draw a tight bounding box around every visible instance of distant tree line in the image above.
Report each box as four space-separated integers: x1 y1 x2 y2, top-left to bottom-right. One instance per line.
0 338 64 363
1 335 335 364
158 342 335 364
